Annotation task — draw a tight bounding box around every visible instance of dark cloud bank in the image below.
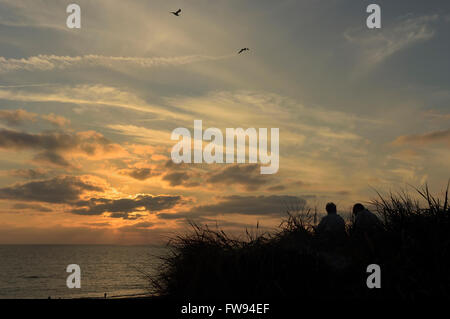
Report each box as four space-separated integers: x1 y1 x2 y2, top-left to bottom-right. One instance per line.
0 175 182 219
159 195 306 220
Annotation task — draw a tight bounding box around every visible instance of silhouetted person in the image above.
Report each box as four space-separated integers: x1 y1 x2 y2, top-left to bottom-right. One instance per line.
352 203 380 233
316 202 346 243
352 203 382 261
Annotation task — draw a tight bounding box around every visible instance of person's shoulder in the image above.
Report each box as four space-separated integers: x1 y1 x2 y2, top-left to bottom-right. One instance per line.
354 211 365 221
360 209 372 216
366 209 378 217
368 210 381 220
318 215 328 223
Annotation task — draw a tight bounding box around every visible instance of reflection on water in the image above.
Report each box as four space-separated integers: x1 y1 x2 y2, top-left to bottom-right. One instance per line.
0 245 168 299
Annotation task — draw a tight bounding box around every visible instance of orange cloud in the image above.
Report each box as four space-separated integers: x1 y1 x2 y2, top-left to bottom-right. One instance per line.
0 109 70 127
40 113 71 127
0 109 37 125
391 129 450 146
118 167 160 181
0 128 128 167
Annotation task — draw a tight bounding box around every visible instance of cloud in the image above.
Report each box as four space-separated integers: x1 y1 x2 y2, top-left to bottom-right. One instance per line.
11 203 52 212
0 175 103 203
162 171 199 187
108 212 145 220
119 221 155 232
345 14 438 66
391 129 450 146
0 174 183 219
40 113 70 127
0 109 37 126
266 180 306 192
107 124 172 145
0 109 70 127
266 185 286 192
33 151 72 168
167 90 381 129
82 222 111 228
161 162 276 190
71 194 183 219
159 161 199 187
424 110 450 121
120 167 158 181
0 128 127 166
8 168 47 179
158 195 305 219
0 54 232 73
206 164 270 191
0 129 105 152
0 85 186 120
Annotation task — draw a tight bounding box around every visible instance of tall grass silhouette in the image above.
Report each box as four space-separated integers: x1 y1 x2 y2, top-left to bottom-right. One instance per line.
148 183 450 299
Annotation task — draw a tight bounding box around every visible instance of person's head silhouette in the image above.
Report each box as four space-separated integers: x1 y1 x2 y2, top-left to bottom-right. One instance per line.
353 203 365 215
326 202 337 214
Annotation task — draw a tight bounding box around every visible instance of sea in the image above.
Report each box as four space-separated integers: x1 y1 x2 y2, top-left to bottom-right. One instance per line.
0 245 169 299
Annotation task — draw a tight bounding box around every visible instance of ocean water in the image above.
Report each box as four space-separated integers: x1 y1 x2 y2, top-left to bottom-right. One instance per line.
0 245 168 299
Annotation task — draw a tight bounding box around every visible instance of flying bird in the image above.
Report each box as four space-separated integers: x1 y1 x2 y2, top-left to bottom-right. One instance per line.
171 9 181 16
238 48 249 54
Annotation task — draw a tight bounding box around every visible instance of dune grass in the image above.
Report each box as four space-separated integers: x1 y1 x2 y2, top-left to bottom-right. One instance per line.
149 183 450 299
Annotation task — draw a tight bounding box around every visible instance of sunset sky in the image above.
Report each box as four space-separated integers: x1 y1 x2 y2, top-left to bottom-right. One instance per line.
0 0 449 244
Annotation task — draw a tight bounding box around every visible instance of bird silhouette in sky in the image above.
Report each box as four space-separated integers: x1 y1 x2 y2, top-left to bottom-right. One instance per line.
238 48 249 54
171 9 181 16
